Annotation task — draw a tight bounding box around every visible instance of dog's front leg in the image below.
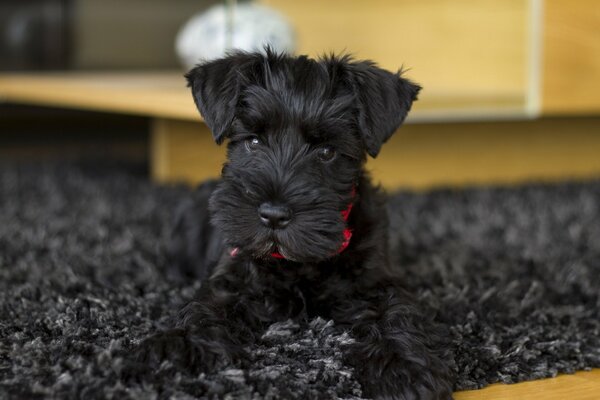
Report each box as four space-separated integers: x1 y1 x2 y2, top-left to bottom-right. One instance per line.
331 283 454 400
136 260 281 372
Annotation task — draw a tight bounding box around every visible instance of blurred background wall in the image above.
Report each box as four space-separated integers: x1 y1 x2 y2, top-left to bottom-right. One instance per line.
72 0 218 69
0 0 218 71
0 0 71 70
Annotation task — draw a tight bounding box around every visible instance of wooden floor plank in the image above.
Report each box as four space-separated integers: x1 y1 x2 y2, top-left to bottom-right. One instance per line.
455 370 600 400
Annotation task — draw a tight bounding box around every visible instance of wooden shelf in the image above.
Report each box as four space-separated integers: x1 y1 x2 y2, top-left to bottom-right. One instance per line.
0 71 198 121
0 71 527 122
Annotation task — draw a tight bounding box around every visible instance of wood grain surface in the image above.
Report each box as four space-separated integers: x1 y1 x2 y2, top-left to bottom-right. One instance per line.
455 370 600 400
0 71 526 121
543 0 600 114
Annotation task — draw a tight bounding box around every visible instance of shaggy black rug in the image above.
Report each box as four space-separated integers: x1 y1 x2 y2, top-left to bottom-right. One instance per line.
1 163 599 399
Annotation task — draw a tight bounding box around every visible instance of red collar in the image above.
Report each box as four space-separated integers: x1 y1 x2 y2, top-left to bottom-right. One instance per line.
230 187 356 260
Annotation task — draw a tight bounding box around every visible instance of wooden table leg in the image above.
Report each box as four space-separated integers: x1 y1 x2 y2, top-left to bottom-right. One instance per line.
150 118 225 184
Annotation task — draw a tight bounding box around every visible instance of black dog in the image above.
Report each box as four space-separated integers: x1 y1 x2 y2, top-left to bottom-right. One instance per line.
137 50 454 399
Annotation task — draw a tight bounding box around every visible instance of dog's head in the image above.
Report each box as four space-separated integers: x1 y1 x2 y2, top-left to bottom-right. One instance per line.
186 50 420 262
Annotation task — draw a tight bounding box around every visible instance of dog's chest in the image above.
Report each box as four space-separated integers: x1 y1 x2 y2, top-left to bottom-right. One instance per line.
260 262 347 319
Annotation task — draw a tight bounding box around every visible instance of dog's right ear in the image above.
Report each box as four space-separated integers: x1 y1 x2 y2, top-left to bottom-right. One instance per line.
348 62 421 158
185 53 259 144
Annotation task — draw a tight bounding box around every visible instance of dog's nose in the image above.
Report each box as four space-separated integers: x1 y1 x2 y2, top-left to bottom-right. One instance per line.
258 203 292 229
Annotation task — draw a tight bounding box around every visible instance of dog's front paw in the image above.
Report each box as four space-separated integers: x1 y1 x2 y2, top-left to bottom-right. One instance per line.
134 328 235 373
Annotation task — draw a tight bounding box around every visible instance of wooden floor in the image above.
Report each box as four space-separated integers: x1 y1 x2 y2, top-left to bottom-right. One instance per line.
454 370 600 399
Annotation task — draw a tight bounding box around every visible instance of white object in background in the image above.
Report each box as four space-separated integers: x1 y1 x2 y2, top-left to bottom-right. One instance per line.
176 3 296 69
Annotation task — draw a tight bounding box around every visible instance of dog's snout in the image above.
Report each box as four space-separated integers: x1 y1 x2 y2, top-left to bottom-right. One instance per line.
258 203 292 229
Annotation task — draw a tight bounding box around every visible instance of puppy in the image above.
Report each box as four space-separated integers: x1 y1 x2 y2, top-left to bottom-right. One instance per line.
138 49 454 400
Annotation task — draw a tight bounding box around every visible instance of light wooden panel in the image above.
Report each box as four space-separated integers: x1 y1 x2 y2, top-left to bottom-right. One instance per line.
371 117 600 189
455 370 600 400
261 0 530 103
0 72 198 121
150 118 225 183
542 0 600 114
148 117 600 189
0 71 525 121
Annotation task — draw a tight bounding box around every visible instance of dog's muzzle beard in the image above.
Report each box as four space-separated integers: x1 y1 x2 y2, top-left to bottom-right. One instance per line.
220 213 347 262
209 184 350 263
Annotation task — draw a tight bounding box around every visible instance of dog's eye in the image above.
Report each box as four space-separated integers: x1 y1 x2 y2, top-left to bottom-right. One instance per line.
244 136 261 152
317 146 336 162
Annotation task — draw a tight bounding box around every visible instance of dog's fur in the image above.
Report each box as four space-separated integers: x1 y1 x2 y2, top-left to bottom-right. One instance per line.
137 50 454 399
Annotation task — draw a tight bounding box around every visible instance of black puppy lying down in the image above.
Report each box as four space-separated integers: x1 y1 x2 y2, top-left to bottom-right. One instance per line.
137 50 454 400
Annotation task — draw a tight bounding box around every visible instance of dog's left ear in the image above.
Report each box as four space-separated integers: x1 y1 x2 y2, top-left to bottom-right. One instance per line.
185 53 259 144
348 62 421 158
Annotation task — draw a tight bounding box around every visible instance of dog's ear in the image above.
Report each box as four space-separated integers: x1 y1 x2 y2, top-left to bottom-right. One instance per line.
347 62 421 158
185 53 259 144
